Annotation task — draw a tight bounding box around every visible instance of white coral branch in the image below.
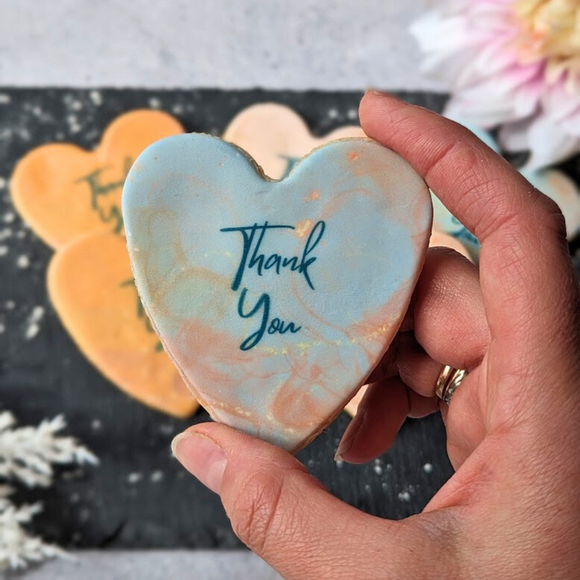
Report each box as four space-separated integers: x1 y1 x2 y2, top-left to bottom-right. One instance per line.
0 412 98 488
0 413 98 570
0 486 67 570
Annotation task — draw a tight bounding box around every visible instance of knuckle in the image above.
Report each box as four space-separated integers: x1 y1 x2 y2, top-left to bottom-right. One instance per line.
536 194 567 238
229 468 298 554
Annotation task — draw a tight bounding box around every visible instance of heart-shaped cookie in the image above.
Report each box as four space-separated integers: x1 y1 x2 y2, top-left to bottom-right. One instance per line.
225 103 472 265
48 231 198 417
123 135 431 451
11 110 183 249
223 102 364 179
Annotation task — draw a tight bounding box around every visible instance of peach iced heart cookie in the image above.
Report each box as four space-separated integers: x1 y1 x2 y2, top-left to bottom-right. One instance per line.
123 135 432 451
223 102 364 180
48 231 198 417
11 110 183 249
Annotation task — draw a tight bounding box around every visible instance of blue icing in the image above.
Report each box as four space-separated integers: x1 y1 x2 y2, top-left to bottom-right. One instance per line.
123 134 431 450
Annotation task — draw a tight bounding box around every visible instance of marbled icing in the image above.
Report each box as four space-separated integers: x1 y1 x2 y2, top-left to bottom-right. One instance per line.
123 135 432 451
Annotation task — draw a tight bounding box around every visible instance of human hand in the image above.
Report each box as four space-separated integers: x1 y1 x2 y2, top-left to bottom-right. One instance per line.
172 91 580 579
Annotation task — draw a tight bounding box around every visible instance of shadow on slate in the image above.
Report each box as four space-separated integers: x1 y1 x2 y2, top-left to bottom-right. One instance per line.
0 88 461 549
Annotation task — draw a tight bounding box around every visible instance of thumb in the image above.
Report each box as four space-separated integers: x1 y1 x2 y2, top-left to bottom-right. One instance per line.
172 423 452 580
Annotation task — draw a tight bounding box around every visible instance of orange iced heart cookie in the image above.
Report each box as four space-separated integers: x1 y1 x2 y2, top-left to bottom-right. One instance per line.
223 102 364 180
48 231 198 417
11 110 183 249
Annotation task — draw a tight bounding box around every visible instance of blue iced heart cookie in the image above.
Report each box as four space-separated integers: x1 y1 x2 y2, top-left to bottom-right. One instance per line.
123 135 432 451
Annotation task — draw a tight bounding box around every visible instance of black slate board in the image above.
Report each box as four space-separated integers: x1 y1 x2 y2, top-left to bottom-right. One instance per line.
1 88 573 550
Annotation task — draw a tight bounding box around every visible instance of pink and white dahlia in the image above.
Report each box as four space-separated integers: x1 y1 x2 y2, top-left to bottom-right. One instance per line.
411 0 580 169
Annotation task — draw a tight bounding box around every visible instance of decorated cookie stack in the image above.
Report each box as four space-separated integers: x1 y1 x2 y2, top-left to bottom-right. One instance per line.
10 110 198 417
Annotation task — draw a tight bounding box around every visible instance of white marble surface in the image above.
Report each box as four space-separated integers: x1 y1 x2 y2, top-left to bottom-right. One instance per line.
0 0 444 91
20 551 281 580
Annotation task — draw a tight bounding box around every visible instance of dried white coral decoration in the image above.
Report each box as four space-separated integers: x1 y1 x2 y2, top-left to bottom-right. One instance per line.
0 412 98 570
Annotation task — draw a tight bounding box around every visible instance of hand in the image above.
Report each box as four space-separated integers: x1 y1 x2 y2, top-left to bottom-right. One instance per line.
172 91 580 579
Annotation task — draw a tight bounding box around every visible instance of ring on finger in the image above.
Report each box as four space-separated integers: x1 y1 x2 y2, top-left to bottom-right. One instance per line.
435 365 468 405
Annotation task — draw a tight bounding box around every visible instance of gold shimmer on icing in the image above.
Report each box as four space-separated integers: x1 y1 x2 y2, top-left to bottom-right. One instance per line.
295 219 314 238
304 189 321 202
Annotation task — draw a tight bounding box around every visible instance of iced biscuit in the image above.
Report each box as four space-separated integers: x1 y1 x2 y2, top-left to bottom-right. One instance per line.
48 231 198 417
223 102 364 180
11 110 183 248
123 135 432 451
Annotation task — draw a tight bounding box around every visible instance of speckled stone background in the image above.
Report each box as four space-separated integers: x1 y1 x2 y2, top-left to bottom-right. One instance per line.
0 0 443 92
0 88 455 550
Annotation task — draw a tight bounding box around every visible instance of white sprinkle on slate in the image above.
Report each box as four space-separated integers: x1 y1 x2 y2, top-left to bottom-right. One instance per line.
0 323 5 334
364 484 371 493
335 459 344 468
128 472 143 484
0 228 12 241
328 108 339 119
70 493 81 504
67 114 81 134
3 212 15 224
0 177 6 189
16 230 25 239
16 255 30 269
423 463 433 474
347 108 358 120
0 94 10 105
373 464 383 475
148 97 161 109
0 246 7 257
398 491 411 502
150 471 164 483
381 482 388 491
172 104 184 115
91 419 102 431
159 424 174 436
25 306 45 340
25 323 40 340
5 300 15 310
71 100 83 111
89 90 103 106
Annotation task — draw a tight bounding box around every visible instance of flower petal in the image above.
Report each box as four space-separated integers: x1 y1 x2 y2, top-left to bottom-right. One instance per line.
524 116 580 170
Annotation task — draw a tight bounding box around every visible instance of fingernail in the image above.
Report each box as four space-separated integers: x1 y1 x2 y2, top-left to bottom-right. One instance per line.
172 431 227 494
335 407 367 462
366 88 391 98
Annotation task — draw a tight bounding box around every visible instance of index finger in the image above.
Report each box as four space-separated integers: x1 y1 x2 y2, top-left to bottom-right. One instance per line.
359 91 577 359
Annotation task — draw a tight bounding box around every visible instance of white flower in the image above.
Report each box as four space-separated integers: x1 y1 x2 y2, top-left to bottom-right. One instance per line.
411 0 580 170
